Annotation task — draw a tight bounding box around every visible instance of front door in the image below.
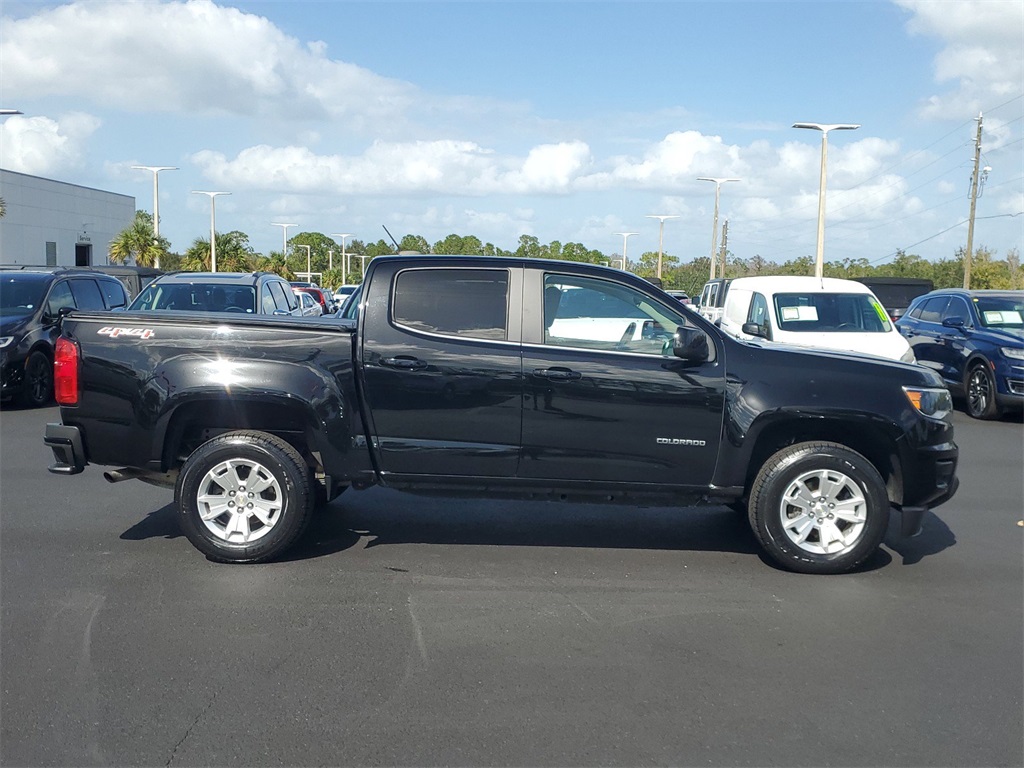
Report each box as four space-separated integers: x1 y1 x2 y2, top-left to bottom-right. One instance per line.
520 269 725 488
360 262 524 479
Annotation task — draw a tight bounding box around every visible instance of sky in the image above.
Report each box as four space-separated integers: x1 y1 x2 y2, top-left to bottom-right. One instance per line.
1 0 1022 267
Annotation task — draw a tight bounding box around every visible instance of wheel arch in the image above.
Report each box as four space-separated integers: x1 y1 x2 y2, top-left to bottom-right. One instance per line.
739 416 903 507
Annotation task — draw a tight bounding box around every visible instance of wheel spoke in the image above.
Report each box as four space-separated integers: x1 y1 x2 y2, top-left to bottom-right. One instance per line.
247 470 276 495
785 516 816 544
833 499 866 523
197 494 231 520
195 456 284 544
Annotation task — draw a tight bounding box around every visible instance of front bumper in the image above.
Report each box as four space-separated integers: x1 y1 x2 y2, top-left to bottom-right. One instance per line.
44 423 86 475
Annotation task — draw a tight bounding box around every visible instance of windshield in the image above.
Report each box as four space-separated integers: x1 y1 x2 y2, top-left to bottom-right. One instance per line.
130 282 257 313
0 275 49 316
974 295 1024 328
774 292 892 333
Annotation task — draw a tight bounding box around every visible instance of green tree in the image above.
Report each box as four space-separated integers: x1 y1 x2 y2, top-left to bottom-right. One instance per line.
108 210 171 267
399 234 430 253
255 251 296 281
514 235 544 260
433 234 483 254
180 231 257 272
365 239 396 257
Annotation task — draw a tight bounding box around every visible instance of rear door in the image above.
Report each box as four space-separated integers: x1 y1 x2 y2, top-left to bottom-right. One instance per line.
360 262 524 479
520 267 724 487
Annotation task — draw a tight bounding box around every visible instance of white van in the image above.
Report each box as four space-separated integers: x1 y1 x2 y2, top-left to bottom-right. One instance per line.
719 276 916 362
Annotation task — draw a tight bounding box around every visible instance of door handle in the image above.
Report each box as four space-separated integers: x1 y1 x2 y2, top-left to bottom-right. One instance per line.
532 367 582 381
381 356 428 370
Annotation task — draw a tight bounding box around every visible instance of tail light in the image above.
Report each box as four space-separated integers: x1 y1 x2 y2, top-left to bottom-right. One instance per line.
54 336 79 405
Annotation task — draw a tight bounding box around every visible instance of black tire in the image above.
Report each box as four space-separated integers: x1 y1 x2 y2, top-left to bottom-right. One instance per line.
965 362 1001 420
748 441 889 575
18 350 53 408
175 431 313 563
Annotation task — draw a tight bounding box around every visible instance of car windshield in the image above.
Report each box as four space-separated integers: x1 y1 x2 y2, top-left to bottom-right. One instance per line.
0 276 49 316
773 292 891 333
974 296 1024 328
130 282 257 313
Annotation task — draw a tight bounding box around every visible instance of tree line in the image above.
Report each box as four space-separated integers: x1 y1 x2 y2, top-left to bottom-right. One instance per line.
109 210 1022 292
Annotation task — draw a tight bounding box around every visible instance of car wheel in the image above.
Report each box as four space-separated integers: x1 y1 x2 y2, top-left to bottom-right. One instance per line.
18 350 53 407
748 442 889 575
965 362 1001 420
175 431 313 563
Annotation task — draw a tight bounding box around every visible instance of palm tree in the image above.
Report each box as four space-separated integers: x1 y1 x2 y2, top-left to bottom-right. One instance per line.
109 211 170 266
180 232 257 273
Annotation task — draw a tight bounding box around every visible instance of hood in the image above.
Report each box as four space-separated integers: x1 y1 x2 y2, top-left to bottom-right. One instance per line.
0 313 33 339
975 326 1024 345
772 329 911 361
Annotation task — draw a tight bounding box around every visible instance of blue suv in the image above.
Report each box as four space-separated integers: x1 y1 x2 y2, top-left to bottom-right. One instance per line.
896 289 1024 419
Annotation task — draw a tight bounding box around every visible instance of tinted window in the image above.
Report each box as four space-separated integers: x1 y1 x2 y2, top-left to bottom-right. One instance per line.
975 295 1024 328
46 281 76 314
942 296 972 324
393 268 508 340
917 296 949 324
97 278 127 309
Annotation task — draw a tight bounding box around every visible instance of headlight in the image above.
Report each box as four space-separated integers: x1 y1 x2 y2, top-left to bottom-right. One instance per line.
0 337 13 349
903 386 953 420
1001 346 1024 361
900 347 917 364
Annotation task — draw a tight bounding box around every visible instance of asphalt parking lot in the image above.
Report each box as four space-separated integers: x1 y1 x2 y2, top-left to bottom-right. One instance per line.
1 403 1021 767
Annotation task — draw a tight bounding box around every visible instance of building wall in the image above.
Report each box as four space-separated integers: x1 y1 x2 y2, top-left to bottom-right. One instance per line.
0 169 135 266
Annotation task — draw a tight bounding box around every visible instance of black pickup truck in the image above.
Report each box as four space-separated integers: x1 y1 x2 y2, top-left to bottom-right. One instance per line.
44 256 959 574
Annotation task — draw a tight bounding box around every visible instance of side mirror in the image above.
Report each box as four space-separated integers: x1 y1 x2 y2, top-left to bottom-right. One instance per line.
672 326 709 363
941 316 966 330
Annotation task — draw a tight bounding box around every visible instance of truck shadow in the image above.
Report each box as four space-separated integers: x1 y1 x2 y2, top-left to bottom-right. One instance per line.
117 492 954 570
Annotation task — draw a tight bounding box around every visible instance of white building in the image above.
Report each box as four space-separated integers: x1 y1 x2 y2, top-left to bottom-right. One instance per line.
0 169 135 267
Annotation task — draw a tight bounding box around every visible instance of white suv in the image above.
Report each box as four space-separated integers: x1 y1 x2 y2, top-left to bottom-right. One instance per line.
719 275 916 362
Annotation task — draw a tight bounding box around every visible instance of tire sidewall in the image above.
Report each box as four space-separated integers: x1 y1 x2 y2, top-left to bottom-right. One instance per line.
751 444 889 575
965 362 999 419
176 433 311 563
20 351 53 408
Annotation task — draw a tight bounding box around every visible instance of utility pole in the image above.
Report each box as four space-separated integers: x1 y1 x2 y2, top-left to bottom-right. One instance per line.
964 112 984 289
719 220 729 278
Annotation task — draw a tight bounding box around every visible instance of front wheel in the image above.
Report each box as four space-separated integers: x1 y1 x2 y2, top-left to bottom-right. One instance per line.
175 431 313 563
965 362 1001 419
748 442 889 574
19 351 53 407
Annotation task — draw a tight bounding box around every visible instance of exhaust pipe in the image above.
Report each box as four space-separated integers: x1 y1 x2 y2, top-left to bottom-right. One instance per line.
103 467 177 489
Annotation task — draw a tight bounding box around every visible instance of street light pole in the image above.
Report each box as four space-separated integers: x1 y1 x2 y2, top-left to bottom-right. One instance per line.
298 244 312 281
613 232 638 271
793 122 859 278
697 177 740 280
645 215 678 279
331 233 352 281
191 191 230 272
271 222 298 261
131 165 177 268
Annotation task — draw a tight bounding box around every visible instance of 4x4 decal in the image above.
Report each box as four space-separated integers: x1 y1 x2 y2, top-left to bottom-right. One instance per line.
97 326 156 340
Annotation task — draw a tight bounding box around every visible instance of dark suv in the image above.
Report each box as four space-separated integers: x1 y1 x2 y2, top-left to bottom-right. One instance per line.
128 272 302 316
1 268 129 406
896 289 1024 419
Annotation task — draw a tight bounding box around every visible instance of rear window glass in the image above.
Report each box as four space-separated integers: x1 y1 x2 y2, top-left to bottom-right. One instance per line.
393 269 508 340
131 283 256 313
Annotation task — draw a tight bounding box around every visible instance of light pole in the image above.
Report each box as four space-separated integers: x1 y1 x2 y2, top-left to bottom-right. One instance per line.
271 222 298 261
697 177 740 280
131 165 177 267
613 232 638 271
645 215 678 279
191 191 230 272
298 244 312 281
793 122 859 278
332 233 352 281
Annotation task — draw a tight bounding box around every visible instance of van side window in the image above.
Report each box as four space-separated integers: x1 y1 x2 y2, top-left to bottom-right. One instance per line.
748 292 770 335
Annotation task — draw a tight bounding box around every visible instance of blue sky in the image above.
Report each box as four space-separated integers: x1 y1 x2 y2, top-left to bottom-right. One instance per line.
1 0 1021 267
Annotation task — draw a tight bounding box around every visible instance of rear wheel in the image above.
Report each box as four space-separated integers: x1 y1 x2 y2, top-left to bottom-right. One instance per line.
18 351 53 407
965 362 1001 419
749 442 890 574
175 431 313 563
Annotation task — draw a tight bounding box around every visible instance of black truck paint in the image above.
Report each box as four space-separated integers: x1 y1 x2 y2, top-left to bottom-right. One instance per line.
44 256 959 574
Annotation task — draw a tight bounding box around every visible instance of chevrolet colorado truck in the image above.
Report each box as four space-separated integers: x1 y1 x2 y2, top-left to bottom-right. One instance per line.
44 255 959 574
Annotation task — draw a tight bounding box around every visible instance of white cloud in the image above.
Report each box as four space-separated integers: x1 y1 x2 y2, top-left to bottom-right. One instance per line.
0 0 415 123
0 113 100 175
897 0 1024 118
